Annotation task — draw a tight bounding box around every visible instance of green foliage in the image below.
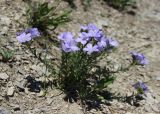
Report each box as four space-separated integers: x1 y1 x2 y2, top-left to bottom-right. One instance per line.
0 49 14 62
136 87 144 95
27 2 71 34
105 0 135 10
59 47 115 100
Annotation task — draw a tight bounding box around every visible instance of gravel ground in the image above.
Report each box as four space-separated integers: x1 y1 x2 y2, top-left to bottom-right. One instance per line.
0 0 160 114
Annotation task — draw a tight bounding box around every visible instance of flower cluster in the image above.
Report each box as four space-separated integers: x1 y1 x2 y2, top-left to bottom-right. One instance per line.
58 32 79 52
130 52 148 65
58 24 118 54
133 81 148 95
16 28 40 43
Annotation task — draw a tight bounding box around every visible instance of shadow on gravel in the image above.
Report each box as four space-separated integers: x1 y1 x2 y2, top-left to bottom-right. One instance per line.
62 66 124 111
26 76 41 93
64 89 124 110
25 76 55 93
63 0 77 9
103 0 137 15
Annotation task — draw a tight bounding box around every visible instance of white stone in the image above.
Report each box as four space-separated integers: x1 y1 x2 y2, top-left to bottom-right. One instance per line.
96 19 108 29
7 87 15 96
0 107 11 114
156 76 160 81
37 90 45 97
0 15 11 26
0 73 9 80
125 112 132 114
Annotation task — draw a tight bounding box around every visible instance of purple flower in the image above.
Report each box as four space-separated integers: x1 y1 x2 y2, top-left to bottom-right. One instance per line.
58 32 79 52
133 81 148 94
76 37 87 45
26 28 40 38
16 32 32 43
61 41 79 52
58 24 118 53
81 23 99 31
83 44 99 55
80 24 103 41
88 29 103 41
87 24 99 31
75 32 90 45
97 37 107 51
80 25 88 31
130 52 148 65
107 38 118 48
16 28 40 43
58 32 73 41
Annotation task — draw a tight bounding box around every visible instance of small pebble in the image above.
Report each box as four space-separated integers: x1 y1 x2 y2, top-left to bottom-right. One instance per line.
0 107 11 114
156 76 160 81
37 90 45 97
7 87 15 96
0 73 9 80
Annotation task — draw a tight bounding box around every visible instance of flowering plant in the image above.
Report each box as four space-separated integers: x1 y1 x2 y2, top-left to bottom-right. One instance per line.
130 52 148 65
58 24 118 99
133 81 148 96
16 24 148 104
16 28 40 43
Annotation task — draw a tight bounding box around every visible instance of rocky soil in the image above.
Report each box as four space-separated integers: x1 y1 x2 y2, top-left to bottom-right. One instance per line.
0 0 160 114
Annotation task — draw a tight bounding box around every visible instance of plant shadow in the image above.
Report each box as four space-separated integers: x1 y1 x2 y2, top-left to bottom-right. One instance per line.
103 0 136 12
64 89 124 111
25 76 41 93
63 65 124 111
25 75 54 93
63 0 77 9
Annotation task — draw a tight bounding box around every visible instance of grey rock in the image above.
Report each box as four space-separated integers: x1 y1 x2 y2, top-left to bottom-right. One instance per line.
96 19 108 29
67 103 84 114
90 109 97 113
17 68 25 75
24 88 29 94
0 73 9 80
7 87 15 96
0 107 11 114
144 105 153 112
151 105 160 112
0 15 11 26
143 75 150 82
146 10 160 22
30 65 50 76
10 104 20 111
14 14 21 21
37 90 45 97
125 112 132 114
1 26 9 35
156 76 160 81
46 98 53 106
0 96 3 101
15 55 21 61
0 55 2 61
14 80 27 90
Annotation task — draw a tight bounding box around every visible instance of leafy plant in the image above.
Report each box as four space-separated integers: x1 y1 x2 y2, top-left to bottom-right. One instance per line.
58 24 118 100
0 49 14 62
105 0 136 10
27 1 71 34
16 24 148 107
